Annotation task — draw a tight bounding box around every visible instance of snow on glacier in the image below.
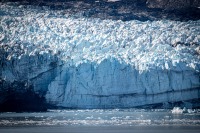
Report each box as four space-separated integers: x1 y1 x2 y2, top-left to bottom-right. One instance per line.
0 3 200 108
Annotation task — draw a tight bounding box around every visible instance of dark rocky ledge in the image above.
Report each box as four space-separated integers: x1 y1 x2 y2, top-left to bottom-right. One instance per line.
1 0 200 21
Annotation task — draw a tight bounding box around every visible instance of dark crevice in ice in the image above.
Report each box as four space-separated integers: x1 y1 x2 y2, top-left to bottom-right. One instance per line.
0 81 48 112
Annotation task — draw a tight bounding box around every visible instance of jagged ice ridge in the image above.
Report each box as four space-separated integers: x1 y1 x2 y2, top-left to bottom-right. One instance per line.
0 3 200 108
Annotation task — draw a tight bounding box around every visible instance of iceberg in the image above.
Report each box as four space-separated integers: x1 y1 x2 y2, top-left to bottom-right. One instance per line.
0 2 199 109
171 107 183 114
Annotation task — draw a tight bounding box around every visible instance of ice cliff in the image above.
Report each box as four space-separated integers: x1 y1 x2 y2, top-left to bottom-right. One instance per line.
0 2 200 110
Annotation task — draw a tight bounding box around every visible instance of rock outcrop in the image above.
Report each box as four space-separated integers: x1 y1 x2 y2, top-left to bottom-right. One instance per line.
1 0 200 21
146 0 200 9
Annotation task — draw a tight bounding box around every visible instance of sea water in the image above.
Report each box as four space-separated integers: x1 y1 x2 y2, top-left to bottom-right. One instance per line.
0 109 200 127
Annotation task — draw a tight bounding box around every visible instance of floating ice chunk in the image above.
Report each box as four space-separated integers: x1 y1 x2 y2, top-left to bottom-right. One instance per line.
108 0 121 2
171 107 183 114
187 109 196 113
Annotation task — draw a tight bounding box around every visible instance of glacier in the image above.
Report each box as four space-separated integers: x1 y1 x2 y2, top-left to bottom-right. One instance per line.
0 2 200 109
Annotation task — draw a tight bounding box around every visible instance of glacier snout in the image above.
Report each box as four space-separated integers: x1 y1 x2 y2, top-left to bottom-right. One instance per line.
46 58 200 108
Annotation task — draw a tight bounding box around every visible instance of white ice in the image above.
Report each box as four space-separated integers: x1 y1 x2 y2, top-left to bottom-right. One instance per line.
0 3 200 108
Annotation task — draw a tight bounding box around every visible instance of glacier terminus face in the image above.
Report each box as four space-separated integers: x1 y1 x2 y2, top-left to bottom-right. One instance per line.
0 2 200 109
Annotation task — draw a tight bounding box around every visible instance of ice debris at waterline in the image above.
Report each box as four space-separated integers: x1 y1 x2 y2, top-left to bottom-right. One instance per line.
171 107 184 114
0 2 200 109
0 109 200 126
171 107 198 114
